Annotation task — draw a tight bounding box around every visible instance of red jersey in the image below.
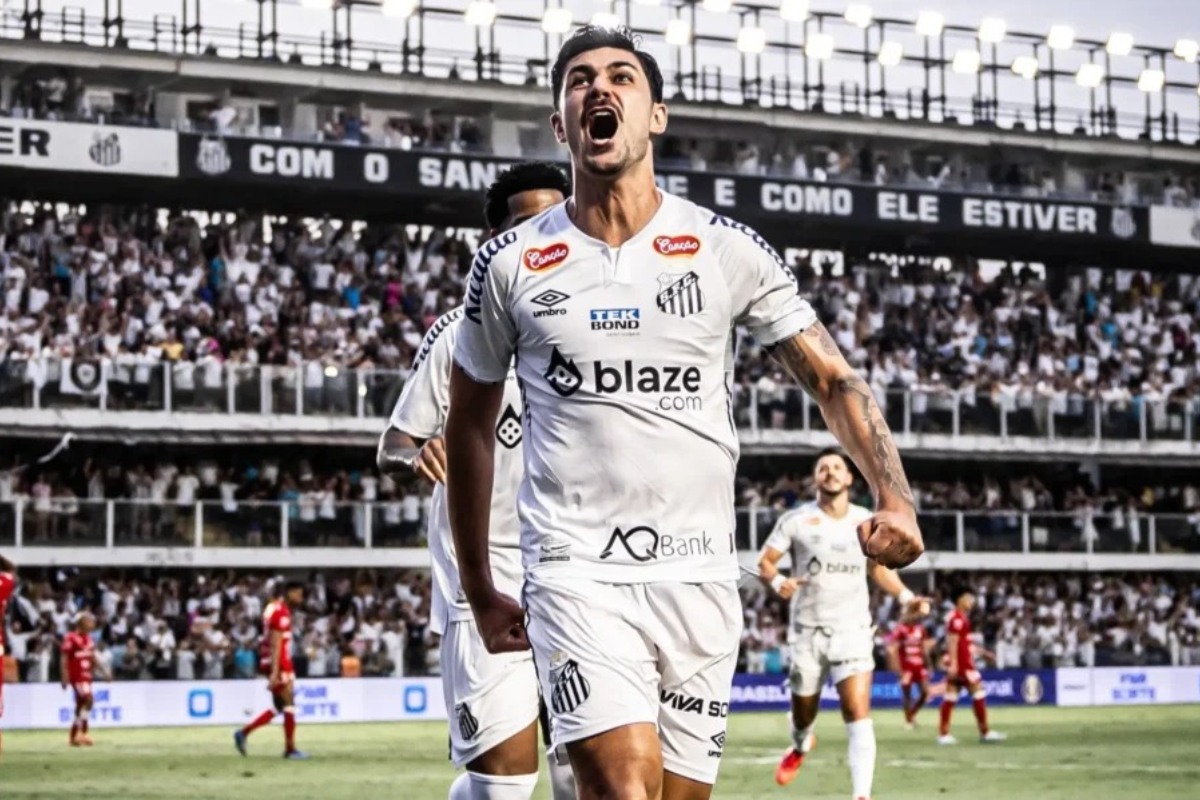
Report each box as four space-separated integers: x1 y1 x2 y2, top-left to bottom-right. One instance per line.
946 609 975 671
0 572 14 657
259 600 294 675
889 623 928 671
61 631 96 684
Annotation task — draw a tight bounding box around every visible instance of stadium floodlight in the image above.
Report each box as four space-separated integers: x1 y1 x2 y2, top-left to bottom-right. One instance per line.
1075 62 1105 88
915 11 943 37
541 7 572 34
952 49 981 74
779 0 809 22
591 11 621 29
737 25 767 54
703 0 733 12
877 41 903 67
1138 68 1166 92
1105 32 1134 56
844 4 872 29
1175 38 1200 62
665 18 692 46
978 17 1006 44
1011 55 1039 79
1047 24 1074 51
464 1 496 26
380 0 416 18
805 32 834 60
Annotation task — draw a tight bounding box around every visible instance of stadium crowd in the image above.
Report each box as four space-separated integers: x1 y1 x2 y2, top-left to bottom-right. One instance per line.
3 202 1200 433
740 572 1200 673
3 569 1195 688
2 570 437 685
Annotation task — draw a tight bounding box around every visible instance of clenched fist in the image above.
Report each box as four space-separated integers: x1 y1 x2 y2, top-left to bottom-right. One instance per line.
473 590 531 654
857 507 924 569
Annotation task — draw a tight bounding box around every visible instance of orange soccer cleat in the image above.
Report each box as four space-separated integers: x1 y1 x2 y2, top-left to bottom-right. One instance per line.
774 734 816 786
77 735 95 746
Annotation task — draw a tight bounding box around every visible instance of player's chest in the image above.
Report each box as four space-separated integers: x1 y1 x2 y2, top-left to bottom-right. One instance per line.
511 240 728 358
794 525 865 575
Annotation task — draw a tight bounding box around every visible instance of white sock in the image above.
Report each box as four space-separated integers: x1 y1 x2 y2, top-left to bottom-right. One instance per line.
846 718 876 799
453 771 539 800
790 722 815 754
546 747 577 800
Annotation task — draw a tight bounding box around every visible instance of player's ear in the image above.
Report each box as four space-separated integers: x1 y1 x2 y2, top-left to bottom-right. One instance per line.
649 102 668 137
550 111 567 145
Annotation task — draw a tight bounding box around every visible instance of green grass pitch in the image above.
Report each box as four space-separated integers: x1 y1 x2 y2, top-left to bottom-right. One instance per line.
3 706 1197 799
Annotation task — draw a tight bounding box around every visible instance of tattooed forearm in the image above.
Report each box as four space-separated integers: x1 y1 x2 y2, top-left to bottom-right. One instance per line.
834 375 916 508
771 326 916 511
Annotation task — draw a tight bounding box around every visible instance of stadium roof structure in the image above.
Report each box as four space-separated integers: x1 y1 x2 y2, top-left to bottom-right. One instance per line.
4 0 1199 145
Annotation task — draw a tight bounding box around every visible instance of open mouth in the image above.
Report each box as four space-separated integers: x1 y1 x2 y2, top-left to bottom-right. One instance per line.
585 108 619 144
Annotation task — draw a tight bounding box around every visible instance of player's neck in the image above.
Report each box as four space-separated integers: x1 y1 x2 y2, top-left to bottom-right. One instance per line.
817 493 850 518
569 161 661 247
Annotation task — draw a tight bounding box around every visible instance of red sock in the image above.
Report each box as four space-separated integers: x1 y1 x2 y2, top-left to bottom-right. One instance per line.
283 712 296 752
242 709 275 736
939 700 954 736
972 696 989 735
70 722 79 742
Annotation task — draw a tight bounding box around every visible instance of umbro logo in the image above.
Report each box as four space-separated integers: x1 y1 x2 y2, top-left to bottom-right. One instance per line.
708 731 726 757
532 289 570 319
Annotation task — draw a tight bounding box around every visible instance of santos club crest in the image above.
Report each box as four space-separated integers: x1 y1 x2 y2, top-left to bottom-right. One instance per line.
656 272 704 318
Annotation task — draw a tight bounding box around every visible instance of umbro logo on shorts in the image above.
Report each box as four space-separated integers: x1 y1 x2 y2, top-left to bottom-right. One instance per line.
495 404 522 449
456 702 479 740
656 272 705 318
549 659 590 715
707 731 726 758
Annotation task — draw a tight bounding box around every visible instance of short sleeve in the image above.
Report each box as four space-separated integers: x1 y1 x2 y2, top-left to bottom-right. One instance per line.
455 239 518 384
709 214 817 346
763 515 793 553
948 615 966 635
0 572 13 601
388 312 458 439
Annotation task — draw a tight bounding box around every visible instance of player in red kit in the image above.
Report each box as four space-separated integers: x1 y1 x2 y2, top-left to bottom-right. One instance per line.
938 587 1005 745
61 612 109 746
0 552 17 766
887 599 932 728
234 580 308 759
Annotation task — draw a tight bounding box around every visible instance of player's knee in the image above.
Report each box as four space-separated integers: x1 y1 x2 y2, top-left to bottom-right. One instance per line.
461 771 539 800
971 689 986 701
569 745 660 800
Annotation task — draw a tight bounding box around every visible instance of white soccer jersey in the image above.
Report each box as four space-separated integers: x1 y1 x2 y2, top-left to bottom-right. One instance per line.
763 501 874 631
455 192 817 583
389 307 525 634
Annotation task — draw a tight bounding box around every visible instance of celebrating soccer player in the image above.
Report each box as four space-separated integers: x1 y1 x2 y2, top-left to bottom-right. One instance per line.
234 579 307 759
378 162 577 800
938 586 1006 745
445 23 922 800
61 611 109 746
887 598 934 728
758 449 922 800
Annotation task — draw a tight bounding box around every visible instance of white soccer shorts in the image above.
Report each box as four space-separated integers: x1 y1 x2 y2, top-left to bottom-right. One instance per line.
788 625 875 697
524 575 741 786
440 618 541 768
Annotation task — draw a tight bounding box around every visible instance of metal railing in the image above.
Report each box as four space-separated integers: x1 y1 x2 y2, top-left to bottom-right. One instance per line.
2 500 1196 557
0 498 428 549
7 358 1192 448
2 5 1198 147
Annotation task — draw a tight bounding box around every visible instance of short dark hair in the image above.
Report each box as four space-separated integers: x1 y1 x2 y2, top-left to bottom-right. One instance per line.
550 25 664 111
483 161 570 230
951 586 973 604
814 447 854 472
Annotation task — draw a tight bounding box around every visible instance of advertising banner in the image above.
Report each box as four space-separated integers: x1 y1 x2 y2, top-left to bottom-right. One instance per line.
177 135 1150 246
1149 205 1200 249
1058 666 1200 706
730 669 1055 713
0 119 177 177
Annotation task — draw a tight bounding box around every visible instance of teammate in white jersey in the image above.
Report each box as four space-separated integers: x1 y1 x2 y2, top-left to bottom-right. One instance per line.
378 162 578 800
758 449 923 800
446 25 923 800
